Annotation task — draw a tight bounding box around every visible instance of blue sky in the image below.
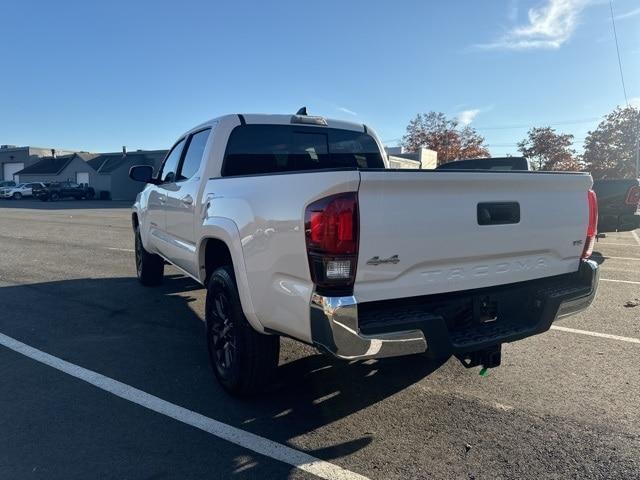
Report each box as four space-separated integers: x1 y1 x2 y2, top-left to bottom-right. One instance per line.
0 0 638 156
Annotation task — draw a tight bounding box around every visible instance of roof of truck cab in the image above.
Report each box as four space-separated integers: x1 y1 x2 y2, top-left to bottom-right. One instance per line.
184 113 367 138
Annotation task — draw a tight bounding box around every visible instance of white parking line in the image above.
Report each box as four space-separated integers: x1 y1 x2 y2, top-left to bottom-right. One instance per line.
106 247 135 253
550 326 640 345
597 242 639 247
600 278 640 285
598 256 640 261
632 230 640 246
0 333 369 480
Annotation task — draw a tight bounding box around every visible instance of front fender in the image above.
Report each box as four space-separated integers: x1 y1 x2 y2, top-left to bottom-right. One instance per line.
132 191 154 252
198 217 265 334
131 203 144 238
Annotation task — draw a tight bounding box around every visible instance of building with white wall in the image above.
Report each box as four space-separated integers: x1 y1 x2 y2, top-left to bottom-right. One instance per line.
385 147 437 169
0 145 77 183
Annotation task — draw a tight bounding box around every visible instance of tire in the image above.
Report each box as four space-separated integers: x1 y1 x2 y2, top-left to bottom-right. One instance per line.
12 192 22 200
50 192 60 201
206 266 280 396
134 226 164 286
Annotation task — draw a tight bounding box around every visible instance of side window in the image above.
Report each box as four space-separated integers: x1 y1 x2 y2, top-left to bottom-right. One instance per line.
178 129 210 181
158 138 186 183
328 130 384 168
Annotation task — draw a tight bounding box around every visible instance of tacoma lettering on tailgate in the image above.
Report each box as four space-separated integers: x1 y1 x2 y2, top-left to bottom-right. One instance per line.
421 258 548 282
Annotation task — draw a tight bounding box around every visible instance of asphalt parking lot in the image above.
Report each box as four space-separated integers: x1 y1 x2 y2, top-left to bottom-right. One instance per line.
0 200 638 480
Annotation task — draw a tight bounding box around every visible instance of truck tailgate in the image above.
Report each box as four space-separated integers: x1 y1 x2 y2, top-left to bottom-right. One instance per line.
355 170 593 303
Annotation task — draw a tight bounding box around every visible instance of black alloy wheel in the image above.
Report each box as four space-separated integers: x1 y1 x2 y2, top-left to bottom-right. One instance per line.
208 289 237 380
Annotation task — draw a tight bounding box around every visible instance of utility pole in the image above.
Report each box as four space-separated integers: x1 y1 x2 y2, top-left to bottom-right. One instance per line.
636 129 640 178
636 113 639 178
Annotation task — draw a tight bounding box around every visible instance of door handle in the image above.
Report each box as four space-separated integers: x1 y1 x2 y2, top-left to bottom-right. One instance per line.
202 193 215 220
204 193 216 209
182 195 194 206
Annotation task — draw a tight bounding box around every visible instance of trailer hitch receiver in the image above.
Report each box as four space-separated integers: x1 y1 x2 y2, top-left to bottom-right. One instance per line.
455 345 502 370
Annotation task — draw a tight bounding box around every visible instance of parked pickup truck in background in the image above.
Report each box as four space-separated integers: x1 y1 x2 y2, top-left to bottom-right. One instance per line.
34 181 95 201
436 156 530 171
438 157 639 234
592 178 640 232
130 110 600 395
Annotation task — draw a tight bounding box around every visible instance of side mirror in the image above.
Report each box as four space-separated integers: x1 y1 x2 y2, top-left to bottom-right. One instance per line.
129 165 157 184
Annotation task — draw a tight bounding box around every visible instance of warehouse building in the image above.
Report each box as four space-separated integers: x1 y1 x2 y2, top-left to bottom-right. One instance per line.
0 145 77 183
15 152 103 187
87 148 166 200
13 147 167 201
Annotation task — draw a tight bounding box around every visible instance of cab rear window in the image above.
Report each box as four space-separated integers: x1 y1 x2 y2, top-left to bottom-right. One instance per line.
222 124 384 176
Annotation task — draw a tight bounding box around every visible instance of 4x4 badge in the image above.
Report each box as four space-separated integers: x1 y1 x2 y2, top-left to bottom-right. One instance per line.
366 255 400 266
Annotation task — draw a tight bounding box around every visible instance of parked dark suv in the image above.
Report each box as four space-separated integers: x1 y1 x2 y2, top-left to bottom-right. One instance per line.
592 178 640 232
34 182 95 201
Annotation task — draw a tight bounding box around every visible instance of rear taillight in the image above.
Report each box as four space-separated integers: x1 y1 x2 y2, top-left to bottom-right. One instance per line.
582 189 598 259
305 192 359 295
625 186 640 206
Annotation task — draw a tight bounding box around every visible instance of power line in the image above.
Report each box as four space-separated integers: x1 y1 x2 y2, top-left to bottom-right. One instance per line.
382 117 601 143
486 139 587 148
474 117 600 131
486 141 587 149
609 0 629 106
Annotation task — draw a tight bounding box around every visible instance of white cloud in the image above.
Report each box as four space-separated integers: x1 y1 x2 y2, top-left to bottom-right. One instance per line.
629 97 640 108
458 109 481 126
337 106 357 116
615 7 640 20
475 0 587 50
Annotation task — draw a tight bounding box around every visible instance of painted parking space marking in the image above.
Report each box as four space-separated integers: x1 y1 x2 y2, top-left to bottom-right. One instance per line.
106 247 135 253
600 278 640 285
598 256 640 261
596 242 639 247
0 332 370 480
632 230 640 246
550 326 640 345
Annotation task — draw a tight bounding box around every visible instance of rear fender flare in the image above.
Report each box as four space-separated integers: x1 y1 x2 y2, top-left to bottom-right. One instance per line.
198 218 264 333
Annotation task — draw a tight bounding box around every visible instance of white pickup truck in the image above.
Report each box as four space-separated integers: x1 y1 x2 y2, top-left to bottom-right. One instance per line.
130 110 599 395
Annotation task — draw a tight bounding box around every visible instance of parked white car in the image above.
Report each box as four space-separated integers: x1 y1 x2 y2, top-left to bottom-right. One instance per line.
130 110 600 395
0 182 46 199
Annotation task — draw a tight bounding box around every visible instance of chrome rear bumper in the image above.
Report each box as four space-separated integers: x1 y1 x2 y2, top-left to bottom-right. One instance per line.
309 260 599 361
309 294 427 360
